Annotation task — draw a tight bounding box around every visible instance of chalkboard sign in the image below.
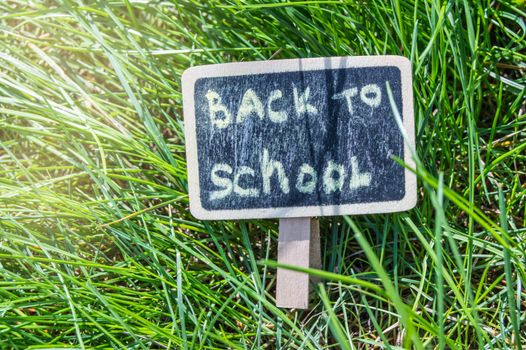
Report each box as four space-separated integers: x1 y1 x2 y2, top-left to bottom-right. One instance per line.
182 56 416 220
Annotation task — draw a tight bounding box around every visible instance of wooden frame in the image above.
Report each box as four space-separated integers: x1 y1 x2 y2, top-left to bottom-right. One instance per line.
182 56 416 220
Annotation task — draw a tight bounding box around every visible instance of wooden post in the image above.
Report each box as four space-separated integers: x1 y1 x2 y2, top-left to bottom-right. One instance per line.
276 218 321 309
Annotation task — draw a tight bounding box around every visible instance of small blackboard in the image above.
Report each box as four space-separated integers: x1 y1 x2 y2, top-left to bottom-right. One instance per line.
182 56 416 220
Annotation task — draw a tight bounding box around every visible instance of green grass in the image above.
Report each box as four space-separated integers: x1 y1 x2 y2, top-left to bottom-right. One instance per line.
0 0 525 348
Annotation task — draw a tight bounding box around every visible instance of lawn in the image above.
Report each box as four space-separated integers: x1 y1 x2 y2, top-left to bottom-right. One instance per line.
0 0 525 349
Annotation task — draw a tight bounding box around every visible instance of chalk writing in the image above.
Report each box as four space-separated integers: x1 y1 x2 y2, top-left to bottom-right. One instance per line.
210 163 233 200
293 85 318 117
268 90 287 123
208 151 372 201
236 88 264 123
206 82 384 129
296 163 317 194
261 148 290 195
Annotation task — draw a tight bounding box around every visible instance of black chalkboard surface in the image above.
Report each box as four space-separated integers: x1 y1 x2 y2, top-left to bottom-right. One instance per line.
182 56 416 220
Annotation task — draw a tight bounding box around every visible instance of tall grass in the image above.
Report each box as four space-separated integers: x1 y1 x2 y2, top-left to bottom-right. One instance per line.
0 0 525 348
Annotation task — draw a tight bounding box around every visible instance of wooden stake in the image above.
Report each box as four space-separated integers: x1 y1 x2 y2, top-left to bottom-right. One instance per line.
276 218 321 309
